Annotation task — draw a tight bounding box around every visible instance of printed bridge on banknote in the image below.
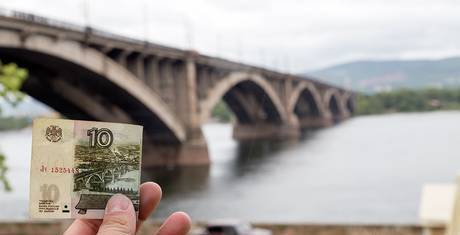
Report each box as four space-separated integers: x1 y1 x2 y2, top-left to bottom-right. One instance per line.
73 143 141 192
74 165 131 190
0 11 355 166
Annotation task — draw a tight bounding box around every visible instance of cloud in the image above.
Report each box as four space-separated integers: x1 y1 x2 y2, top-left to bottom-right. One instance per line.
1 0 460 71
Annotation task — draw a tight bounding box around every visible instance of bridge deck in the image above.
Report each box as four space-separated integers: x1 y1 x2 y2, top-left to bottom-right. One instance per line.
0 8 349 93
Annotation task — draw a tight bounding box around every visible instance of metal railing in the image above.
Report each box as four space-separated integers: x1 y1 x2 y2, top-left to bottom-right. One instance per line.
0 7 150 46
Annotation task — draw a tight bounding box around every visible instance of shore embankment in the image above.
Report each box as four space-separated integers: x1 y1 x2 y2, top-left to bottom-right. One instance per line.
0 220 445 235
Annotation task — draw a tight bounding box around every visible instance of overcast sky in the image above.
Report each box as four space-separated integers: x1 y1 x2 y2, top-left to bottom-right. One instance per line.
1 0 460 72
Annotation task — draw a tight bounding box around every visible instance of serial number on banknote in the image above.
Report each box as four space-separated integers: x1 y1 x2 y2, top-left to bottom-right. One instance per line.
40 165 80 174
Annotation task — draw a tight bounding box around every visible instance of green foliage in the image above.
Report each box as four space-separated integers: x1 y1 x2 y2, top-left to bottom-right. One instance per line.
355 88 460 115
211 100 234 122
0 153 11 191
0 61 28 107
0 60 28 192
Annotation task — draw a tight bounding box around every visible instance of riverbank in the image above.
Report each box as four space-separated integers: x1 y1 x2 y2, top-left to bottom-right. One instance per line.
0 220 445 235
355 88 460 115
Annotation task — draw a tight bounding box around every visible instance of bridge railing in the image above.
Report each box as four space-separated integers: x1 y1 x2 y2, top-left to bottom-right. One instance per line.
0 8 189 57
0 8 84 32
0 8 143 44
0 8 352 94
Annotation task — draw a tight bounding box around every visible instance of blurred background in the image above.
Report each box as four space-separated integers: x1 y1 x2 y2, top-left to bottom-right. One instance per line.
1 0 460 234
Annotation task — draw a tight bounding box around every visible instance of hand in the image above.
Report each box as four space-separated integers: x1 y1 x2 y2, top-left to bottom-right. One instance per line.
64 182 191 235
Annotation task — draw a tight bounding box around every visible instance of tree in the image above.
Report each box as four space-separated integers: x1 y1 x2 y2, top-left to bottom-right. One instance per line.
211 100 234 122
0 60 28 191
355 87 460 115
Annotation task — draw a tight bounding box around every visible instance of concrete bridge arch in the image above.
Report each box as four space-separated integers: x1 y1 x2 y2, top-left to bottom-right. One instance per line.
342 92 355 114
323 89 348 121
0 31 186 143
287 81 328 128
199 72 298 139
86 174 103 189
102 169 114 184
200 72 288 124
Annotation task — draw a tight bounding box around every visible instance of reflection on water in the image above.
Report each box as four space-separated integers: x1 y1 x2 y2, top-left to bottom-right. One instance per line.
233 141 281 176
142 166 211 196
142 139 293 198
2 111 460 223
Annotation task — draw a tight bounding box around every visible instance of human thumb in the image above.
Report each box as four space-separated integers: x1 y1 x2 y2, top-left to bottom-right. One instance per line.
97 194 136 235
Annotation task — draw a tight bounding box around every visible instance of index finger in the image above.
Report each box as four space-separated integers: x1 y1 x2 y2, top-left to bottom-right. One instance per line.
138 182 162 221
136 182 162 232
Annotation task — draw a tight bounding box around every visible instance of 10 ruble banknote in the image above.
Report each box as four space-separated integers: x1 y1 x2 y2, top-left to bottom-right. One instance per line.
29 118 143 219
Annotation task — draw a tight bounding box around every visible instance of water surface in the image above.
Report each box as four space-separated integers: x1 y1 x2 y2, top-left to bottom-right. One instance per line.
2 111 460 223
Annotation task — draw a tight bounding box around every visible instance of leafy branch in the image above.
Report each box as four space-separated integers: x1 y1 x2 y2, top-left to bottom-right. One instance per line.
0 61 28 107
0 154 11 191
0 60 28 191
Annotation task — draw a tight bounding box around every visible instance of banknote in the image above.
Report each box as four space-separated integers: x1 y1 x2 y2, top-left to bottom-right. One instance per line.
29 118 143 219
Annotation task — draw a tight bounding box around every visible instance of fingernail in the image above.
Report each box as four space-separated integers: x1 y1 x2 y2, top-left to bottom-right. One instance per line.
106 194 130 214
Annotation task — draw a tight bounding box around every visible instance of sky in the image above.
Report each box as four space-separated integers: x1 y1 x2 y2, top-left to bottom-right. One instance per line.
1 0 460 73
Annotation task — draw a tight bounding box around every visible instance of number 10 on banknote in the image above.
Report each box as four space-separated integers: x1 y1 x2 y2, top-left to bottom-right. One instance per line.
29 118 143 219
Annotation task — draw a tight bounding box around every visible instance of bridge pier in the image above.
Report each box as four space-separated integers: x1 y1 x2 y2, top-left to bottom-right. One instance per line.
176 139 210 166
142 129 210 167
298 117 333 129
142 141 209 167
330 112 351 123
233 123 300 140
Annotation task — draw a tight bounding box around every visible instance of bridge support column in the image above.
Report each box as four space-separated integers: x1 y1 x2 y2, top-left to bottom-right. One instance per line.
145 52 210 167
127 53 144 79
298 117 333 129
233 123 300 140
341 110 352 120
176 131 209 166
178 53 210 165
142 132 209 167
142 144 209 167
144 56 160 92
141 53 211 167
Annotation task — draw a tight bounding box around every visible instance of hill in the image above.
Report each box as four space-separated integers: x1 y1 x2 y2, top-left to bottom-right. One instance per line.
307 57 460 93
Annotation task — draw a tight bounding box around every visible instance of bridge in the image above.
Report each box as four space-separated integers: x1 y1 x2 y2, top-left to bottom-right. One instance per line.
74 165 130 191
0 11 355 166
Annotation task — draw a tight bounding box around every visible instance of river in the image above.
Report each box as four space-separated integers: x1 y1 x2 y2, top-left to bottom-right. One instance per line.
1 111 460 223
